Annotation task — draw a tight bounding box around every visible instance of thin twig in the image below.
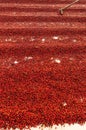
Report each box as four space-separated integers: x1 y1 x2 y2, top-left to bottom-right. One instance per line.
59 0 80 15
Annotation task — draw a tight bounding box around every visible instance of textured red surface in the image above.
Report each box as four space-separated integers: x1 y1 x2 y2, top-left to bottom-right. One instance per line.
0 0 86 129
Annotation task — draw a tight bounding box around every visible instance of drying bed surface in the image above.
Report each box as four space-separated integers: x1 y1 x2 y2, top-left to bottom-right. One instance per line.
0 0 86 129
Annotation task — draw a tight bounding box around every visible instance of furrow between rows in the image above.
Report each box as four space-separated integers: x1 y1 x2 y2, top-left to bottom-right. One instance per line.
0 0 85 4
0 28 85 36
0 16 85 22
